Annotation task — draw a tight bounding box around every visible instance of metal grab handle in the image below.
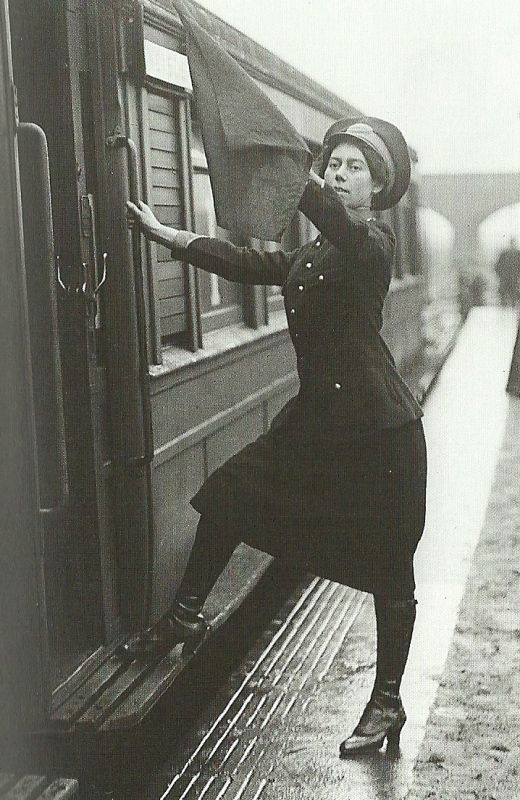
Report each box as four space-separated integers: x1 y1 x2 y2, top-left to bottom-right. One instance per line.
92 252 108 295
106 134 154 466
106 134 139 202
17 122 69 512
56 252 107 298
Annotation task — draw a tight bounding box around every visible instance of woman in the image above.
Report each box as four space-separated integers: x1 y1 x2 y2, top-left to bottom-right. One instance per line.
123 117 427 756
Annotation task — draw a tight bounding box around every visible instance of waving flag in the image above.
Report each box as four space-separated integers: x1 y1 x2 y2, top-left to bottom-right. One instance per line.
171 0 312 242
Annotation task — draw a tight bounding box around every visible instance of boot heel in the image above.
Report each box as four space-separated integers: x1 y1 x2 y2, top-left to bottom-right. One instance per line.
386 721 404 750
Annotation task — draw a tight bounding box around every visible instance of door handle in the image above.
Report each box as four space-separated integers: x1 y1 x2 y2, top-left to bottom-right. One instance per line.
106 134 154 466
17 122 69 512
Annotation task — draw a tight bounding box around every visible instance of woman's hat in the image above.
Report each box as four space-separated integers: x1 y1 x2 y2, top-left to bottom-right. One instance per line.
319 116 411 210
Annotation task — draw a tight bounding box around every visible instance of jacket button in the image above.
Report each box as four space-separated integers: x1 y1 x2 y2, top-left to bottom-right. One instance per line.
318 274 324 281
334 382 342 390
290 308 296 314
298 285 304 291
316 240 321 247
305 261 312 268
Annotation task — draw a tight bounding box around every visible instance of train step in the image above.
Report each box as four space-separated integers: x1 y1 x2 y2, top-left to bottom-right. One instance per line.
49 547 273 733
0 773 78 799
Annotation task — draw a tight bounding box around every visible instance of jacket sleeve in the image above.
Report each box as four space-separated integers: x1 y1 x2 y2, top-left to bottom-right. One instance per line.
298 181 395 269
179 237 298 286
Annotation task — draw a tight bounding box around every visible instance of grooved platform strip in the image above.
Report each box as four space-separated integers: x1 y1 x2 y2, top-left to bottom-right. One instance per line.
157 578 368 800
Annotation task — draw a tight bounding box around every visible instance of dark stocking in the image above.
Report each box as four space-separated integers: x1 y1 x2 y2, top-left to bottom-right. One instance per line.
339 594 417 754
174 514 240 615
373 595 417 701
117 515 239 661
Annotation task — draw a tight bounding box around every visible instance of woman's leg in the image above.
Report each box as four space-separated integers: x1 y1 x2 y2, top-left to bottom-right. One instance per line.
172 513 241 619
339 594 417 755
118 514 240 660
373 594 417 697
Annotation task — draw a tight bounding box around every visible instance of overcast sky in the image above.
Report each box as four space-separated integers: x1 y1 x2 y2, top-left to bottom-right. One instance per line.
196 0 520 175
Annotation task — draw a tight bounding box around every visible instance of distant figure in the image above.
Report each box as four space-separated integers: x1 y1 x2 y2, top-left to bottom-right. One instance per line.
495 237 520 306
506 322 520 396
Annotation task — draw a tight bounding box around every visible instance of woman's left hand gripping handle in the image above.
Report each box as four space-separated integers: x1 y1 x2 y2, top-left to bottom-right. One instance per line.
126 200 161 239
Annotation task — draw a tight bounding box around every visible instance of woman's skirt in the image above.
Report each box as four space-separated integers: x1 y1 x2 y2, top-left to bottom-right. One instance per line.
191 411 427 597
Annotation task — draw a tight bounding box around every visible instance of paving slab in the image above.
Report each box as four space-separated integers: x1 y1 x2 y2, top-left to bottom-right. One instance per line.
406 392 520 800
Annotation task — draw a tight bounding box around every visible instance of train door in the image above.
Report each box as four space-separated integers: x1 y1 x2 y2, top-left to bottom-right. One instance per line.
0 0 49 739
7 0 137 691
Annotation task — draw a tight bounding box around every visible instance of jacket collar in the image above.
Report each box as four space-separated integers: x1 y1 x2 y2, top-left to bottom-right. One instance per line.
352 206 377 223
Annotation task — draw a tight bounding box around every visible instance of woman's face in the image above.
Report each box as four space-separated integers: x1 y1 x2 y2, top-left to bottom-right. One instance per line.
323 141 382 209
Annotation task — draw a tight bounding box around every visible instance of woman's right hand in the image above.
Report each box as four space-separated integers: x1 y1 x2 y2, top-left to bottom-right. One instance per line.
309 168 325 189
126 200 162 240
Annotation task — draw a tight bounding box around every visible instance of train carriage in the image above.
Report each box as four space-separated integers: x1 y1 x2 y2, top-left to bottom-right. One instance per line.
1 0 425 745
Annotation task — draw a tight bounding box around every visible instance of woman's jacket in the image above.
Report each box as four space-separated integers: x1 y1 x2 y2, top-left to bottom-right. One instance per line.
178 181 423 433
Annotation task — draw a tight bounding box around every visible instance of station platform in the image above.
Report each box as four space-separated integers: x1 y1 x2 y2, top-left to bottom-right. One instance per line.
117 306 518 800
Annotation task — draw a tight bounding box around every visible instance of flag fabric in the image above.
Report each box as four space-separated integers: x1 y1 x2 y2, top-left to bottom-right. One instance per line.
171 0 312 242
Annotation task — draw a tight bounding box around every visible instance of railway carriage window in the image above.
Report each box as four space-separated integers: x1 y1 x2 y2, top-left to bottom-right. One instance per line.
298 212 319 246
250 237 284 313
191 127 243 333
392 192 415 279
280 211 301 253
146 91 189 343
379 209 397 277
400 193 413 277
262 211 320 312
406 182 420 276
391 205 405 279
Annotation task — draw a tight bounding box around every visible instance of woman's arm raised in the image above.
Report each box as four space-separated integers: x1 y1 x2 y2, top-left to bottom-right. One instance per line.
298 181 395 266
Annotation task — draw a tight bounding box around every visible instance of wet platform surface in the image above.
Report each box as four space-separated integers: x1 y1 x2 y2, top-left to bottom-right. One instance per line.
133 308 518 800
